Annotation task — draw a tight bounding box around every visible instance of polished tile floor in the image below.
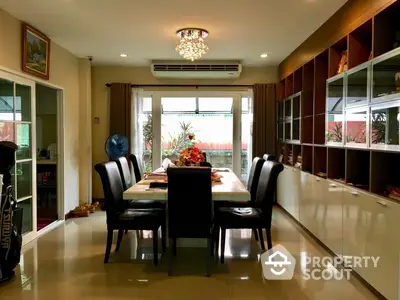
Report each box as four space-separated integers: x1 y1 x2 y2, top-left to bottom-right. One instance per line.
0 208 378 300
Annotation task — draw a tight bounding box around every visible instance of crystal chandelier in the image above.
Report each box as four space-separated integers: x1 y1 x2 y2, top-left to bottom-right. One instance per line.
175 28 209 61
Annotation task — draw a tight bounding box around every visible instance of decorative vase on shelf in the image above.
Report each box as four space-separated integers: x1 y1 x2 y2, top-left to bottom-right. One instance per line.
395 72 400 92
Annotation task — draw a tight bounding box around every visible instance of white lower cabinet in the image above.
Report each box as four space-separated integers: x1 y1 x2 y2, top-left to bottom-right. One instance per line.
342 188 399 300
277 166 300 221
277 167 400 299
317 180 343 256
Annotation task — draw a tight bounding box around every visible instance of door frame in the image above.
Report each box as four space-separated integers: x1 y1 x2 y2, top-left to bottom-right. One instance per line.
140 89 253 178
0 66 65 245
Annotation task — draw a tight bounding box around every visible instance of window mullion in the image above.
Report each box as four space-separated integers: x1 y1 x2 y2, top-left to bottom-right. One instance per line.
232 95 241 177
152 94 162 170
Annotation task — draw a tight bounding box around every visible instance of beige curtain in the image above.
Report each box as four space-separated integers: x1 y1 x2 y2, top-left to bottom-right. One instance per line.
252 84 276 159
109 83 132 145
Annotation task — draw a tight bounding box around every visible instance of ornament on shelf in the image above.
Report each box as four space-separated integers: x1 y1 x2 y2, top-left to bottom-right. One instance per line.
395 72 400 92
337 50 348 74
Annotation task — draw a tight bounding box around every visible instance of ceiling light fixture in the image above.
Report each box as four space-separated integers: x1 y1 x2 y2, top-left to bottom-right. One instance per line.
260 53 268 58
120 53 128 57
175 28 209 61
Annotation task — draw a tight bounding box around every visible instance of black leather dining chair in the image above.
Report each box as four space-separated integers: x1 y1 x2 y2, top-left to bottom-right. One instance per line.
95 161 166 265
215 157 265 209
262 154 275 161
215 161 284 263
214 157 265 241
128 154 142 183
115 156 166 210
167 167 215 276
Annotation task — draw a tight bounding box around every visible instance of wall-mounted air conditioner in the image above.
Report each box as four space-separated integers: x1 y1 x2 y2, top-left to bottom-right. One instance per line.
150 61 242 79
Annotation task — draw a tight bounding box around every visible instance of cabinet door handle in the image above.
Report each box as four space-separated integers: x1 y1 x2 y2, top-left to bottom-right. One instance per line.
376 200 387 207
329 183 337 187
316 178 320 182
292 169 296 172
351 191 359 196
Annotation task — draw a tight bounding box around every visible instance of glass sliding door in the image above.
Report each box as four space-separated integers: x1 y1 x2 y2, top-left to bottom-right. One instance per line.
0 71 36 243
161 97 234 169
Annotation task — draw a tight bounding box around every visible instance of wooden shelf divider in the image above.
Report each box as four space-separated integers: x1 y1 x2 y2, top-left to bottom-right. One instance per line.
374 1 400 58
328 37 348 78
294 67 303 94
349 19 373 68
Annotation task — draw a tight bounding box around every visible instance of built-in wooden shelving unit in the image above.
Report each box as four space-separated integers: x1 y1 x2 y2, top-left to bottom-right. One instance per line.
276 0 400 203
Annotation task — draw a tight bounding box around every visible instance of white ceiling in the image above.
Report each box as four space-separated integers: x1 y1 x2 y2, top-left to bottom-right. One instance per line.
0 0 348 66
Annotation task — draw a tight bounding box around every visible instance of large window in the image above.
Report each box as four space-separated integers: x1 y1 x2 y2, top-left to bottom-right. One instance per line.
161 97 234 169
136 91 252 180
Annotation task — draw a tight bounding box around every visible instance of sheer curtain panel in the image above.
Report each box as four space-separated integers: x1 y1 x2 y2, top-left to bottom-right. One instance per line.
131 88 145 172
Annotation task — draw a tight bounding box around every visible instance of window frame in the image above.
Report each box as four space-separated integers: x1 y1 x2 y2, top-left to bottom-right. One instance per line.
138 89 253 178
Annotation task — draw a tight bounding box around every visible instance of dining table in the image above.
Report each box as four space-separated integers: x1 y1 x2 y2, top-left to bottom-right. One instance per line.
123 167 250 247
123 168 250 202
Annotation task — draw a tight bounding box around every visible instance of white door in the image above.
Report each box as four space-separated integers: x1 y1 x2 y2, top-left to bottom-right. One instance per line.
0 69 36 244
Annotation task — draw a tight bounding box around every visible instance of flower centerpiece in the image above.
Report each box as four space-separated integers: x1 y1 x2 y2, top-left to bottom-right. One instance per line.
177 135 206 166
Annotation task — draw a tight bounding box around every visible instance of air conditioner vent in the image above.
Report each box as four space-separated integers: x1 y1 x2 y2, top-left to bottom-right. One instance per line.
151 62 242 79
152 64 240 72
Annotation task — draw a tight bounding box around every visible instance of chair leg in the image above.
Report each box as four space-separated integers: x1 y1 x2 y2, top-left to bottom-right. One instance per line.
168 238 174 276
206 237 212 277
253 228 259 241
215 227 220 258
266 227 273 250
258 228 265 251
161 223 167 253
152 229 159 266
172 238 177 256
115 229 124 252
220 228 226 264
104 230 113 263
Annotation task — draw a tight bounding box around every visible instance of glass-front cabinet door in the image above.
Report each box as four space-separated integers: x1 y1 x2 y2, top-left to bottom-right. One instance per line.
277 101 284 141
326 76 344 145
345 107 368 147
372 48 400 103
0 71 35 243
292 94 301 141
370 101 400 150
346 64 369 107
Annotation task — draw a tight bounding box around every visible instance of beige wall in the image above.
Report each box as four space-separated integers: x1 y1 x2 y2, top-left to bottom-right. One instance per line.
91 65 278 198
0 9 86 213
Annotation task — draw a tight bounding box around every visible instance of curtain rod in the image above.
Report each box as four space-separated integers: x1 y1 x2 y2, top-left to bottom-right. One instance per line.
105 83 253 88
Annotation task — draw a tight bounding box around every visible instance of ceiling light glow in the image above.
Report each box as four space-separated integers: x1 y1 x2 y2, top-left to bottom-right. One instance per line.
120 53 128 58
175 28 209 61
260 53 268 58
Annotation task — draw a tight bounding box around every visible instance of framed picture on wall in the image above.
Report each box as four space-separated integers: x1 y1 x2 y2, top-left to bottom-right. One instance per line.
22 23 50 80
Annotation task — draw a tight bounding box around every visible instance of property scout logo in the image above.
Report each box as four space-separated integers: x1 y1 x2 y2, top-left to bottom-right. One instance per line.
260 244 380 281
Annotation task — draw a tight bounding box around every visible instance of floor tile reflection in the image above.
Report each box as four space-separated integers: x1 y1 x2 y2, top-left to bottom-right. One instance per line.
0 208 379 300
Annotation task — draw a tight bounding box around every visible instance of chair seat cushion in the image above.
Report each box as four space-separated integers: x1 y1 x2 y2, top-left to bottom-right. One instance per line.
115 208 165 229
126 200 166 209
214 200 251 209
216 207 263 228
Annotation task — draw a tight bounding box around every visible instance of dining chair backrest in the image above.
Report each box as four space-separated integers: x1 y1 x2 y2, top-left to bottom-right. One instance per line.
199 161 212 168
128 154 142 183
247 157 265 202
262 154 275 161
114 156 132 190
254 161 283 225
167 167 212 238
94 161 125 223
